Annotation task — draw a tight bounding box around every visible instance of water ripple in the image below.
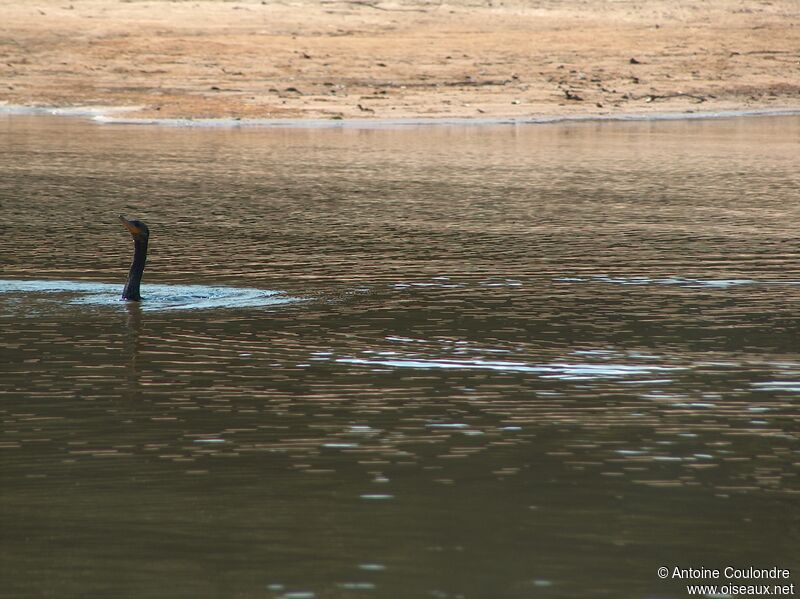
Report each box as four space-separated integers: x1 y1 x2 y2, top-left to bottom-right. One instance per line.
0 278 301 312
555 275 759 288
335 355 682 381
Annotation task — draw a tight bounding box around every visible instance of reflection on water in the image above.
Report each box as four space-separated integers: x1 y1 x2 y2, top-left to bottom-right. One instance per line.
1 115 799 598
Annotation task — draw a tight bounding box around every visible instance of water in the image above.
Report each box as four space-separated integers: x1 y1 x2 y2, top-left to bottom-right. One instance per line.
1 114 799 598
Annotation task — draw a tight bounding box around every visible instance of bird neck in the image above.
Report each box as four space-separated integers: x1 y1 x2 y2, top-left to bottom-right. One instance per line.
122 238 148 301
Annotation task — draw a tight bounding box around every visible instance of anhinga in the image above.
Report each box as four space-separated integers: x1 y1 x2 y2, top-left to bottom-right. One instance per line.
119 215 150 301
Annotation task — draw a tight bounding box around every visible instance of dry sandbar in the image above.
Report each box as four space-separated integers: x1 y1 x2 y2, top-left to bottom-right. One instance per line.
2 0 799 122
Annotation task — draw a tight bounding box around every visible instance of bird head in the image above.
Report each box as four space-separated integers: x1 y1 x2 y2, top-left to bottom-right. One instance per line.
119 215 150 242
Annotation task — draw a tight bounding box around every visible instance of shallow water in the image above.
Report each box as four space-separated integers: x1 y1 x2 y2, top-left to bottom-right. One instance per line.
1 114 799 598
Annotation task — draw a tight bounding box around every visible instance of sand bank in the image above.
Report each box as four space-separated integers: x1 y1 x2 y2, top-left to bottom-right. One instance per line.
1 0 799 121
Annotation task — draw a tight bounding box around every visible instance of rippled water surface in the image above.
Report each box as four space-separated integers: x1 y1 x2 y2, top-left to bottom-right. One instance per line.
1 115 799 598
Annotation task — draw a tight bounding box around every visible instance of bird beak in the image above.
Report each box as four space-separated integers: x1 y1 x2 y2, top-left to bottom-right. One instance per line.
119 215 142 236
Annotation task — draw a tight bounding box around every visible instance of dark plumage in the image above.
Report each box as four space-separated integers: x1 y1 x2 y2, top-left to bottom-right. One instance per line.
119 215 150 301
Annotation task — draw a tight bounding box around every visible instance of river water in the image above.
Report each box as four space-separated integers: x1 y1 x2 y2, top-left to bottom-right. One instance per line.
1 114 798 598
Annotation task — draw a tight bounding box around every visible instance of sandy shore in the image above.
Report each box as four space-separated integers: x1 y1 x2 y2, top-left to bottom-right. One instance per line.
1 0 799 121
